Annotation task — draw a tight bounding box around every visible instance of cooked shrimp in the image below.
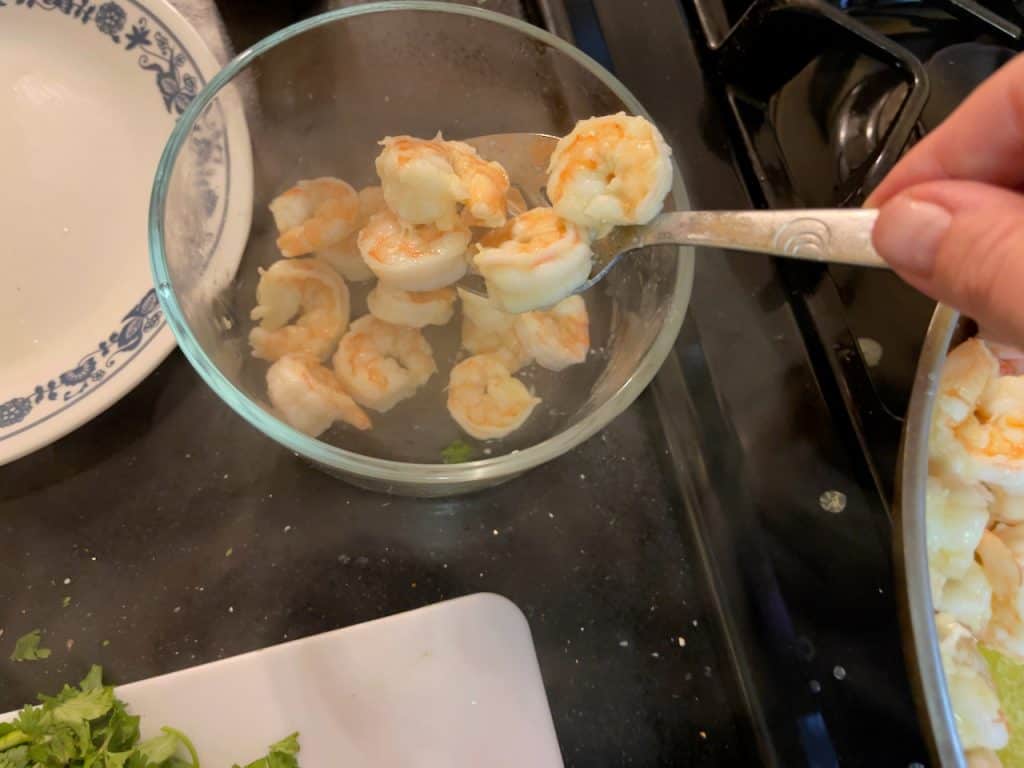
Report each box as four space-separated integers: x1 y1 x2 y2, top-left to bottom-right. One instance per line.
266 354 371 437
473 207 592 313
966 749 1004 768
960 375 1024 491
925 474 991 591
358 208 470 291
446 139 510 228
458 288 531 373
515 295 589 371
332 315 436 413
317 186 386 282
249 258 350 362
367 283 456 328
547 112 673 232
979 331 1024 376
936 612 1009 752
269 177 360 257
375 135 466 230
375 135 511 231
936 560 993 636
978 529 1024 661
447 353 541 440
991 486 1024 524
930 338 1000 480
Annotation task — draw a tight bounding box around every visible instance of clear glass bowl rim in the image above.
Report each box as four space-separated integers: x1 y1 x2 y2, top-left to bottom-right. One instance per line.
149 0 692 487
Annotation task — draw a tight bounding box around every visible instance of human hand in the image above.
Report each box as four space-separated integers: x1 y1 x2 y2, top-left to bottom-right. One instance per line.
868 54 1024 347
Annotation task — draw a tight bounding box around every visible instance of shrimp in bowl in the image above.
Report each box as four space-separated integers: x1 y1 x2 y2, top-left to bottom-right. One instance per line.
473 207 592 313
358 208 470 291
316 185 386 282
447 353 541 440
375 134 510 231
546 112 673 234
367 283 457 328
333 315 437 413
515 295 590 372
458 287 531 373
266 353 371 437
269 177 361 258
249 258 350 362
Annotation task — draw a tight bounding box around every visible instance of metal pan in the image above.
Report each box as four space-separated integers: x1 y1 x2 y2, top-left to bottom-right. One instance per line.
897 304 973 767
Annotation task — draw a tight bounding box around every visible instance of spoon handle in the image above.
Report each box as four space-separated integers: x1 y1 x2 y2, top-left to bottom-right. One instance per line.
642 209 886 268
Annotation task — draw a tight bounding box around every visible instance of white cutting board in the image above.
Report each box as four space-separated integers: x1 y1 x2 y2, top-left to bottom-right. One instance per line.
6 593 564 768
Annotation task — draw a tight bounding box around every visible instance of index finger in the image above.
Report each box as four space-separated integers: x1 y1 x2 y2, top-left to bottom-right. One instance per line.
866 52 1024 207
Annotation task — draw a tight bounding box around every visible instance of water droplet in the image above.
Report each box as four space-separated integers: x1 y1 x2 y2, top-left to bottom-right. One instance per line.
833 665 846 681
809 679 821 693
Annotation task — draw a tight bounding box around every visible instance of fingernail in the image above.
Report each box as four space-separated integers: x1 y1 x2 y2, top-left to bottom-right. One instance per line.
874 197 952 275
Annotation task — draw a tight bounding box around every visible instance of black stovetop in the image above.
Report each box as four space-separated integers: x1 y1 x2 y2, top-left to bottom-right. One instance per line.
2 0 1020 765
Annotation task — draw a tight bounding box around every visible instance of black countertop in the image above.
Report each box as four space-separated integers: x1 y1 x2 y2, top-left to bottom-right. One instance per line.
1 344 749 766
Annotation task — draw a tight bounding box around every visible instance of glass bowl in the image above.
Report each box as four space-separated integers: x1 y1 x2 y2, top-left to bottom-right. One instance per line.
149 1 694 497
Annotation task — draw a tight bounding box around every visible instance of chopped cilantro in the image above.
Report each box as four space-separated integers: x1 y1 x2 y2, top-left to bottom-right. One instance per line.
0 666 301 768
61 597 71 609
233 732 301 768
441 439 474 464
9 630 50 662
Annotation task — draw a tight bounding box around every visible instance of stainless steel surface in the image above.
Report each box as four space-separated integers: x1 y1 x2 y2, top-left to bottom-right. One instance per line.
622 209 884 267
898 304 966 768
460 132 886 302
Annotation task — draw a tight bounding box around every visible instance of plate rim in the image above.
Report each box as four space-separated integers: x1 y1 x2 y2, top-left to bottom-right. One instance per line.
0 0 237 466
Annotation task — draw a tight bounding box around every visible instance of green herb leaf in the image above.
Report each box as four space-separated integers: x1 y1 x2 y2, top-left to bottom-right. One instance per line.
441 439 473 464
51 686 114 723
0 745 28 768
62 596 71 608
137 732 179 765
9 630 50 662
0 668 298 768
236 733 300 768
80 665 104 692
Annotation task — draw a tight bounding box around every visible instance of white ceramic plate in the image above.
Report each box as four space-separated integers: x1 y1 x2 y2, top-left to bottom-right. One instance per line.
0 0 251 465
2 594 565 767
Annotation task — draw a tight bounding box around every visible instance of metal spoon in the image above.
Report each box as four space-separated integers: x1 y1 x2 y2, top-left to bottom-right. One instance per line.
460 132 885 299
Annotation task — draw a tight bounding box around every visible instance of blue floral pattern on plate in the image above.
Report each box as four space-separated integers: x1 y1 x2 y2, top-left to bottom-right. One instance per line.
0 0 230 439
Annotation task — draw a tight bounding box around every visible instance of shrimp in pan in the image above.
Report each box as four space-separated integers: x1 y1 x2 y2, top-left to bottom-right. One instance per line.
515 295 590 371
547 113 673 233
930 338 1001 480
458 288 531 373
930 338 1024 491
925 473 991 596
447 353 541 440
249 258 350 362
269 177 360 257
977 528 1024 662
367 283 457 328
936 612 1009 753
358 208 470 291
317 185 386 282
266 354 371 437
473 207 592 313
333 315 437 413
960 374 1024 491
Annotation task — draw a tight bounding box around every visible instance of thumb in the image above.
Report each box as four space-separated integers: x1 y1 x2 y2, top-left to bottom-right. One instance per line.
872 180 1024 346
